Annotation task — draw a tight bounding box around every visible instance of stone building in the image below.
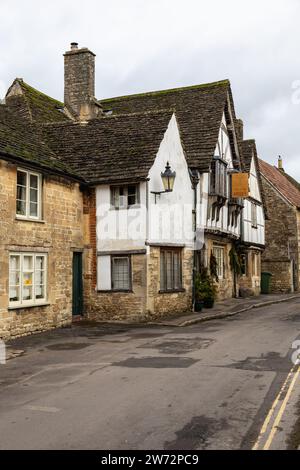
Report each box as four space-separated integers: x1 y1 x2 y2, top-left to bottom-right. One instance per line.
259 158 300 293
0 94 85 340
0 43 266 338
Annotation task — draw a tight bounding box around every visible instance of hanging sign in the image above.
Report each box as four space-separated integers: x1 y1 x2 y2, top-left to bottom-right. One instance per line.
231 173 249 198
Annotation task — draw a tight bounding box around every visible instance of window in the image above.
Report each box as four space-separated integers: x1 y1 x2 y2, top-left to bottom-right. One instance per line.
240 254 248 276
9 253 47 307
16 169 42 219
160 248 182 291
212 246 225 279
252 252 259 277
111 256 131 290
251 202 258 228
110 184 140 209
210 157 227 198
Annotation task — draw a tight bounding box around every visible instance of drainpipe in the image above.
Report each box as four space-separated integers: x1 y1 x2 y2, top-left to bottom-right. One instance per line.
190 169 200 311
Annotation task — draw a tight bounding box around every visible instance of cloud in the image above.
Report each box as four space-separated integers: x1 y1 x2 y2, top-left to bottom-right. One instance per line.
1 0 300 176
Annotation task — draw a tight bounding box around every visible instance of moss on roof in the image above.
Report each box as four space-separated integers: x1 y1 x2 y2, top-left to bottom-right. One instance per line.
7 79 70 123
101 79 230 106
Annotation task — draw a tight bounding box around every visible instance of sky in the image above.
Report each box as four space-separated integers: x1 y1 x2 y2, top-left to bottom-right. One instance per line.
1 0 300 177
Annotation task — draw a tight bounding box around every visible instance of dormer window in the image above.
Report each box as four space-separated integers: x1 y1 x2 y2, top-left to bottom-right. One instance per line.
110 184 140 209
210 156 227 198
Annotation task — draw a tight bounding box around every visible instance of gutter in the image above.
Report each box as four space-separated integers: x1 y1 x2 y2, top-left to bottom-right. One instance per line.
0 151 85 184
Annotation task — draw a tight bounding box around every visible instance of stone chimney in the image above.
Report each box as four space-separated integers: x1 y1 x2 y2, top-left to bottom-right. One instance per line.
64 42 102 120
235 119 244 142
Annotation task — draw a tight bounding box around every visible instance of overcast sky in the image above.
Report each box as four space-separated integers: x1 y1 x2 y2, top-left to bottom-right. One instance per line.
1 0 300 177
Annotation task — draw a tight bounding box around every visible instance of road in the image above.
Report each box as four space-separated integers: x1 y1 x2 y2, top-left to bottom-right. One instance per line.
0 298 300 450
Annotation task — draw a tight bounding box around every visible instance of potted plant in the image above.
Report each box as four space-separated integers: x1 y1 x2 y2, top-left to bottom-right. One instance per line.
194 268 216 310
194 273 204 312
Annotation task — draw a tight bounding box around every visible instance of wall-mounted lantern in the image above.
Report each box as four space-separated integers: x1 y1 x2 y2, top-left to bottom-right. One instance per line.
151 162 176 203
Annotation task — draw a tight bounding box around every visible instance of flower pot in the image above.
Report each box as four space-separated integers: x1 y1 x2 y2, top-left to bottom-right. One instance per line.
194 300 204 312
203 298 214 309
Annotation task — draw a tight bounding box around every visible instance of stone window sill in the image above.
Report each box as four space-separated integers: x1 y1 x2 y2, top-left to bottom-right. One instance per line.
15 217 45 224
97 290 133 294
159 288 186 294
8 303 50 311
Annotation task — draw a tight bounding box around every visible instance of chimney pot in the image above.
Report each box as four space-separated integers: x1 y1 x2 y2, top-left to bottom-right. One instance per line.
278 155 284 171
70 42 78 50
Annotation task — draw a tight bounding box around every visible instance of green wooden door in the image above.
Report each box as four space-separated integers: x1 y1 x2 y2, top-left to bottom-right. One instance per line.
72 252 83 316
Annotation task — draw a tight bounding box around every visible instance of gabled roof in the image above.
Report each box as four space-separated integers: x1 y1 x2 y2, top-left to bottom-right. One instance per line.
100 80 237 172
259 158 300 209
0 104 77 177
5 79 70 123
42 110 174 184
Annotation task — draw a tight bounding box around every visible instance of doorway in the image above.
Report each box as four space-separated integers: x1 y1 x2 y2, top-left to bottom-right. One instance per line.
72 252 83 316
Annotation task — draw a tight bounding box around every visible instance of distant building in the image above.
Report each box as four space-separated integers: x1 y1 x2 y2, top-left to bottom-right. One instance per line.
259 157 300 292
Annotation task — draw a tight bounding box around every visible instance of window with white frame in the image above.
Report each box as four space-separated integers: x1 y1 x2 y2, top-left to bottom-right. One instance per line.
212 246 225 279
111 256 131 290
16 169 42 219
9 253 47 307
251 202 258 228
110 184 140 209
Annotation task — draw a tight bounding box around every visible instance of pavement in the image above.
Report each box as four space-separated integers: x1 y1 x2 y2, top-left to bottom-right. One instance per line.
84 292 300 327
1 294 300 450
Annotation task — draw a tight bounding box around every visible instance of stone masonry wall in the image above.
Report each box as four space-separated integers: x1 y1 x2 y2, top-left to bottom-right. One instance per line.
147 246 193 318
205 238 235 300
0 160 84 340
239 249 261 295
86 253 148 322
261 177 298 293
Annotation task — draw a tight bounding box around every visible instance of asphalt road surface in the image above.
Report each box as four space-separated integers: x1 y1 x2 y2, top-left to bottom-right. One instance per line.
1 298 300 450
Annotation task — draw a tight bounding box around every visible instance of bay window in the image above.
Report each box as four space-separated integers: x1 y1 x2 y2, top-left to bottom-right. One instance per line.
210 157 227 198
9 253 47 307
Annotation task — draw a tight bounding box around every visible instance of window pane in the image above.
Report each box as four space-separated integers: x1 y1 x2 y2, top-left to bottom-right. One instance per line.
10 255 20 271
30 188 38 203
9 270 20 286
173 252 181 289
22 285 33 301
23 256 33 271
112 257 130 290
30 202 38 217
17 171 26 186
213 247 224 278
30 174 38 189
128 185 137 206
35 284 45 300
166 252 172 290
160 251 165 290
9 286 20 302
35 269 44 285
17 185 26 201
16 200 26 216
36 256 45 270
